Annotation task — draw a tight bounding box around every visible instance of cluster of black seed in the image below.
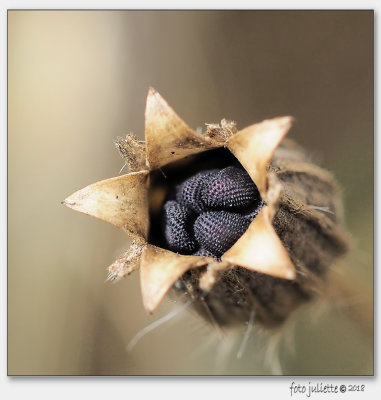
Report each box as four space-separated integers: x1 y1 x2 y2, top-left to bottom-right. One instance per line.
162 164 264 258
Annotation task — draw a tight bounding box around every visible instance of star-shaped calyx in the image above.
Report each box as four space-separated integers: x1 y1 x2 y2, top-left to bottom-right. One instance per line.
63 88 296 314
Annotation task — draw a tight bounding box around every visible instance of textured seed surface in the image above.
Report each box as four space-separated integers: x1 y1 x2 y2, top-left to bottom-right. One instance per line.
162 163 263 258
202 166 259 210
194 211 251 257
163 201 197 254
176 170 218 213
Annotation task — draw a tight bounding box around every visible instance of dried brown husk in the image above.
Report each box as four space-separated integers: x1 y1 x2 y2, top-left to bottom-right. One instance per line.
175 139 348 327
63 88 349 328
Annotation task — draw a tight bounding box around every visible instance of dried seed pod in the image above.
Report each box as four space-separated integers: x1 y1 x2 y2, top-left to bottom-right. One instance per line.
63 88 348 328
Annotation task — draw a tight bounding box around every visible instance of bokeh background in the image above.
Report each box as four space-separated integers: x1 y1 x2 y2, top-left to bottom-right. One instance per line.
8 10 373 375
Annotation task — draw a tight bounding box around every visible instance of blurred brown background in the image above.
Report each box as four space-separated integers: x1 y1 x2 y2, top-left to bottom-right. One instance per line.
8 10 373 375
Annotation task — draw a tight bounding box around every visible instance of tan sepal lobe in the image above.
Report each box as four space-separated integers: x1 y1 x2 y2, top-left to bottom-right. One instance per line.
114 134 147 172
227 116 294 199
221 206 296 280
106 243 144 282
62 171 149 242
140 245 214 313
145 88 219 170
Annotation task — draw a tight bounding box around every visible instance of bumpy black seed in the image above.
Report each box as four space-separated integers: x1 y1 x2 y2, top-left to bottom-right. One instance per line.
176 170 218 213
161 162 264 258
193 211 251 257
202 166 259 210
163 201 197 254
